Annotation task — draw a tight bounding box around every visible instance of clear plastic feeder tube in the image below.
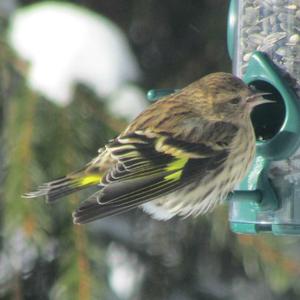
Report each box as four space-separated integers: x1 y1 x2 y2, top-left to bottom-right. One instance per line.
234 0 300 93
232 0 300 233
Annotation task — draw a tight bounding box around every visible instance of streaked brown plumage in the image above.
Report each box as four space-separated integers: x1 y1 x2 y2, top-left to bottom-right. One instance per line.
24 72 272 224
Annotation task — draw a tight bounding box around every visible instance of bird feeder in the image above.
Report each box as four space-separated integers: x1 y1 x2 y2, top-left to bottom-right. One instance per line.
148 0 300 235
228 0 300 234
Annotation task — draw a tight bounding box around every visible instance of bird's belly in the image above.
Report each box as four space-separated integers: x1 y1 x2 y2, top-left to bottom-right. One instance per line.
142 128 256 220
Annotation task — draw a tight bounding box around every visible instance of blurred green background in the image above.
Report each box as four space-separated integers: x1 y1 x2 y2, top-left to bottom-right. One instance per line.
1 0 300 299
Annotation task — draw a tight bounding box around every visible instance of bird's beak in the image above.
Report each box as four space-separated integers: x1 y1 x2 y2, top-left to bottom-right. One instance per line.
246 92 275 109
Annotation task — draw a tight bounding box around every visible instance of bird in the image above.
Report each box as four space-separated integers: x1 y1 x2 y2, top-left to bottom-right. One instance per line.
24 72 272 224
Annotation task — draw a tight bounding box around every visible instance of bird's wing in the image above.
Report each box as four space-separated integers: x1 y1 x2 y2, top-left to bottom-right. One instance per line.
73 122 238 223
24 148 114 202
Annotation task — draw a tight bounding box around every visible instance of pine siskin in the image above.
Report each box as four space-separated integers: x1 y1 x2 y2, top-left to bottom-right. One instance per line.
24 72 272 224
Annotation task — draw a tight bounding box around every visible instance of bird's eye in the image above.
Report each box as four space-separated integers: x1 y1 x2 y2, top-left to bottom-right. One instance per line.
229 97 241 105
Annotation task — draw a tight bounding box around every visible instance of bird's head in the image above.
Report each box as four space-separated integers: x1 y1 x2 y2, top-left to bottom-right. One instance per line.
196 72 273 124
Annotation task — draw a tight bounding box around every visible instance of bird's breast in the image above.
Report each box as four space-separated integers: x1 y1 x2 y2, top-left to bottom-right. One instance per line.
226 123 256 185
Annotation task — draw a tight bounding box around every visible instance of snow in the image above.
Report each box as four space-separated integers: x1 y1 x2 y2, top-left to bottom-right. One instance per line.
8 2 142 112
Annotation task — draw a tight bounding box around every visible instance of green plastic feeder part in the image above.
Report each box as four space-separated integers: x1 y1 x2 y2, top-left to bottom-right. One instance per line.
147 89 179 102
229 51 300 235
227 0 238 61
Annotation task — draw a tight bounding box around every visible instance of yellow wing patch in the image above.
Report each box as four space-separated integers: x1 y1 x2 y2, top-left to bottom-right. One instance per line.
79 175 101 186
165 170 183 181
165 157 188 172
155 137 206 158
164 157 188 181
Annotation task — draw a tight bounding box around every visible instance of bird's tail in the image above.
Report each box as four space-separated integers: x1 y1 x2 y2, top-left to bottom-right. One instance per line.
23 169 102 202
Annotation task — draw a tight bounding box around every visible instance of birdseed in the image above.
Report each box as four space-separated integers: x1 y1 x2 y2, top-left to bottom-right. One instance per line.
234 0 300 96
